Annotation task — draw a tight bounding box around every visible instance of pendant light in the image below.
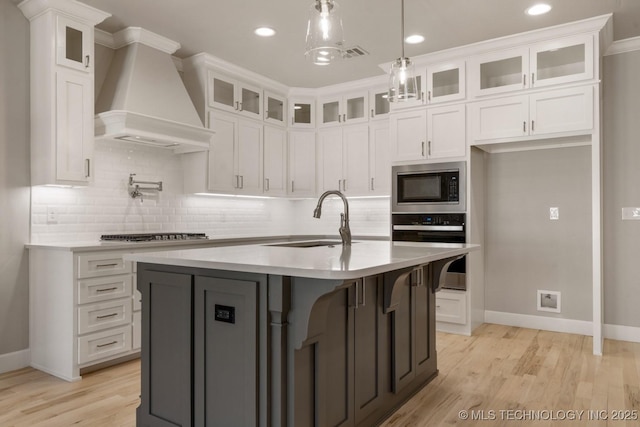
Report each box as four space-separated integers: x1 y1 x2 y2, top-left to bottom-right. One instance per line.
305 0 345 66
388 0 417 102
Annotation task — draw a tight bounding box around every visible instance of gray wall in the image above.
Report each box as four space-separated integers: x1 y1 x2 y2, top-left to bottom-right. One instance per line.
484 146 593 321
0 0 31 355
603 50 640 327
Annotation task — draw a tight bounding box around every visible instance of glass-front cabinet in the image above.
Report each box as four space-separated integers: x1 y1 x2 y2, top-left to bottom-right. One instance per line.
369 86 391 120
207 71 262 119
470 34 594 97
426 60 466 104
318 91 368 126
56 15 93 72
264 91 287 126
289 97 315 128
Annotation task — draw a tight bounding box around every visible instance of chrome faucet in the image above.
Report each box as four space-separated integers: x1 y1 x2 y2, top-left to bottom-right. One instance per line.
313 190 352 246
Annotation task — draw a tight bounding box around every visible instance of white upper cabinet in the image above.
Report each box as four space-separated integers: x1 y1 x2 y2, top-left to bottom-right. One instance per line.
289 97 315 128
317 125 370 195
470 34 594 97
369 122 391 195
369 86 391 121
263 125 287 196
389 109 427 162
208 71 262 119
264 91 287 127
470 85 593 143
425 60 466 104
288 130 316 196
318 91 369 127
56 15 93 73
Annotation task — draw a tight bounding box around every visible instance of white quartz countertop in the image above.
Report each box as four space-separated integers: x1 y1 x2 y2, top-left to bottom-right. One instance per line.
124 240 479 280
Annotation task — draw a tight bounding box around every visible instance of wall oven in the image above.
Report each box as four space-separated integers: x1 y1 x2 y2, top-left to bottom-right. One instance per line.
392 213 466 291
392 161 465 213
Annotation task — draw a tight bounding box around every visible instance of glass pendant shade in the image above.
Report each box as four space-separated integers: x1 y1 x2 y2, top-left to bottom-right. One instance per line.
388 57 417 102
305 0 345 66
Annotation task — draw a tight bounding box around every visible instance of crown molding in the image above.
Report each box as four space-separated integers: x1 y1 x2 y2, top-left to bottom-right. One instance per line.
112 27 180 54
18 0 110 24
605 36 640 56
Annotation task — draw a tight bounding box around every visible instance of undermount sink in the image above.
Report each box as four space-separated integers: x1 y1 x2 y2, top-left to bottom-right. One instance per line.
267 240 345 248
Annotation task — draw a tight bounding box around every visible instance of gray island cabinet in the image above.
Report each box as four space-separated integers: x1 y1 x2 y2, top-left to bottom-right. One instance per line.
126 241 477 427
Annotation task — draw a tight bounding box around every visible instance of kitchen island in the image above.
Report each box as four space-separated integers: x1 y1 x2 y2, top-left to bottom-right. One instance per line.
126 240 477 427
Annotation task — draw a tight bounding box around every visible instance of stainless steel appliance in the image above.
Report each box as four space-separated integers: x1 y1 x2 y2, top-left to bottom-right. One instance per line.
392 161 465 213
100 232 208 242
392 213 466 291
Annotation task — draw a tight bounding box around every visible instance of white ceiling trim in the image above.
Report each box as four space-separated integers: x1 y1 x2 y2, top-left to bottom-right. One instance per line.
605 36 640 56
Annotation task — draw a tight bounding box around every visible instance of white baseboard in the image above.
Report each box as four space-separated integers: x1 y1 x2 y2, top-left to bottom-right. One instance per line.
484 311 640 344
603 324 640 343
484 310 593 336
0 348 30 375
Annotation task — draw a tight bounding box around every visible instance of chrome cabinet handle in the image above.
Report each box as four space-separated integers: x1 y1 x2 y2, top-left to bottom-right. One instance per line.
421 141 425 157
291 180 295 193
96 313 118 319
97 341 117 348
531 120 535 132
428 90 431 102
523 121 527 133
85 159 91 178
523 74 527 86
371 177 374 191
371 109 374 118
265 178 270 191
239 175 244 189
84 55 90 68
428 141 432 156
96 287 118 293
343 179 346 191
96 263 118 268
235 101 239 110
532 73 535 86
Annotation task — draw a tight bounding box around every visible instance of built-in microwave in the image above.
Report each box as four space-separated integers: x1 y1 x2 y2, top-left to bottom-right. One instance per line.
392 161 466 213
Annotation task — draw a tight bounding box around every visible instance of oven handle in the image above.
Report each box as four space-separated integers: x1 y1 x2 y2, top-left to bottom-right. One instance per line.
393 225 464 232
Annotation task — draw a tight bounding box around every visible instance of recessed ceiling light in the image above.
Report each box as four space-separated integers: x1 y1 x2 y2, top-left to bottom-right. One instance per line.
526 3 552 16
405 34 425 44
254 27 276 37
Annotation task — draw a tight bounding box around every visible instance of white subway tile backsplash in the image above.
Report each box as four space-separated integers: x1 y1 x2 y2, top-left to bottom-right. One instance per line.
31 139 390 243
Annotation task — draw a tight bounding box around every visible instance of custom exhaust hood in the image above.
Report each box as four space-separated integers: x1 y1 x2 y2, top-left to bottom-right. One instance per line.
95 27 213 153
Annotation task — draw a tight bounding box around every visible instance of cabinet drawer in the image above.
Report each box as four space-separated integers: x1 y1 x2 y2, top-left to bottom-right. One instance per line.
78 326 132 365
78 298 132 335
77 252 132 279
77 274 132 304
435 291 467 325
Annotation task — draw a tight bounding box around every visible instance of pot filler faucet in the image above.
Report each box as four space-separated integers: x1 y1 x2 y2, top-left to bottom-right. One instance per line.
313 190 352 246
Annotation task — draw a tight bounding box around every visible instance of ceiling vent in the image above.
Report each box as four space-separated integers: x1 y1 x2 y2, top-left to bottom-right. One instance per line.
343 46 369 59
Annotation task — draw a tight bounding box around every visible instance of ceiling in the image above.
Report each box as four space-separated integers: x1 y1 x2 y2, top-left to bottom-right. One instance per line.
74 0 640 88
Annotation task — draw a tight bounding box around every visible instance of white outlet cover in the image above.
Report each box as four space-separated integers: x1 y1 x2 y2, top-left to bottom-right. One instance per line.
549 207 559 220
537 290 561 313
622 207 640 220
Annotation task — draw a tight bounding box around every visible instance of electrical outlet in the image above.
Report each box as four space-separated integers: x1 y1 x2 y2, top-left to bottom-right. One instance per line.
46 206 58 224
537 290 561 313
622 207 640 220
549 207 559 220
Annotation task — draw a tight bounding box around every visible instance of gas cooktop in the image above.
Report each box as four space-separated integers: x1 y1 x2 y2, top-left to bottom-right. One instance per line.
100 232 208 242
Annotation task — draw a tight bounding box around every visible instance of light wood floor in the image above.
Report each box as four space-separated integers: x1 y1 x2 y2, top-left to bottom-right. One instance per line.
1 323 639 426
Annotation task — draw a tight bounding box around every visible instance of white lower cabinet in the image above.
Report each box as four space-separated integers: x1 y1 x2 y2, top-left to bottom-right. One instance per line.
263 125 288 196
78 326 132 365
435 290 467 325
369 122 390 195
470 85 593 143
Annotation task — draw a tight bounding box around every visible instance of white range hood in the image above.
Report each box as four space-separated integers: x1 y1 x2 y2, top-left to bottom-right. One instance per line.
95 27 213 153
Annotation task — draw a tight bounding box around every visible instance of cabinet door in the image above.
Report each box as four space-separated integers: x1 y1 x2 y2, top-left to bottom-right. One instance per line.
236 119 263 194
208 112 237 192
194 275 258 427
529 86 593 136
470 47 529 97
55 70 93 182
208 72 238 114
318 128 344 192
264 91 287 126
137 270 193 427
288 131 316 196
319 96 342 127
369 122 390 195
238 82 262 119
426 60 466 104
389 72 426 111
470 95 528 142
290 98 315 128
342 125 370 195
56 15 93 72
530 34 594 89
369 87 390 121
389 109 427 162
263 125 287 195
344 92 368 124
427 104 466 159
413 266 436 379
354 276 386 425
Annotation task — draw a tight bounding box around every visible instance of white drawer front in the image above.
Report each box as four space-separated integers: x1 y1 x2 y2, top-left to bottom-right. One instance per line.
78 275 133 304
436 291 467 325
132 311 141 350
78 326 132 365
77 252 132 279
78 298 132 335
